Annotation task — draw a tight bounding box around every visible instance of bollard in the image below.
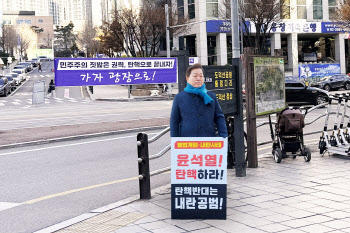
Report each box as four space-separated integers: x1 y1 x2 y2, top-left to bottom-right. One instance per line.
137 133 151 199
226 117 234 169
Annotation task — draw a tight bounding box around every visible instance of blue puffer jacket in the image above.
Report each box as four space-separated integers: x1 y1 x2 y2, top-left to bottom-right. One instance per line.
170 91 228 137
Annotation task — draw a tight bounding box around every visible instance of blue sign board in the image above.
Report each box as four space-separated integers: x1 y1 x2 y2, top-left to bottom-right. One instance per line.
206 20 250 33
298 63 341 83
321 22 348 33
54 58 177 86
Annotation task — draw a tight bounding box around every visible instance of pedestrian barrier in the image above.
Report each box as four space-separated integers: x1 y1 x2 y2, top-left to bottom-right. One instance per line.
136 102 330 199
137 127 170 199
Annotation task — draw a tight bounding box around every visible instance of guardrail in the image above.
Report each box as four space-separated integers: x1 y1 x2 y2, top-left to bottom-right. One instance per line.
137 102 329 199
137 127 170 199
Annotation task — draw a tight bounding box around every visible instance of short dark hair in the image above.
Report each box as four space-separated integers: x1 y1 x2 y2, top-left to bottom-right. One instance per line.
186 63 204 77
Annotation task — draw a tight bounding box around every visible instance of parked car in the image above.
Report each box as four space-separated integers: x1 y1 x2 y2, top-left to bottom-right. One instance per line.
286 79 329 106
4 75 16 91
31 58 41 66
7 73 21 85
19 62 33 72
38 56 49 61
11 69 26 82
0 77 12 96
13 65 27 73
29 59 38 67
311 74 350 91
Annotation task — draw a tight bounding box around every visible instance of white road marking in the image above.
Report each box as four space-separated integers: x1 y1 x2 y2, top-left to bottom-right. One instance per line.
12 102 21 105
0 202 22 212
0 134 156 156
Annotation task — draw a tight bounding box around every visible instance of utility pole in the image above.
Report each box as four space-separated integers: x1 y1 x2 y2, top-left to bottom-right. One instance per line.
165 4 172 97
231 0 246 177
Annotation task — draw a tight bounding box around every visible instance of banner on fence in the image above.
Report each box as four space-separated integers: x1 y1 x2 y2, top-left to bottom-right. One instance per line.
171 137 227 219
54 58 178 86
298 63 341 84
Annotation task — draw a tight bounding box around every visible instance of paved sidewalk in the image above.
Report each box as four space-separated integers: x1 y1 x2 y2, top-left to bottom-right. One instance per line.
47 146 350 233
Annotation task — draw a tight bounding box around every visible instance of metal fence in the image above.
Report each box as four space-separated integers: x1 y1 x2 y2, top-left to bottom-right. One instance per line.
136 102 330 199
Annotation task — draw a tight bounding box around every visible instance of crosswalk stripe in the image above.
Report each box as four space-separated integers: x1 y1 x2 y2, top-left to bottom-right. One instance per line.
12 102 21 105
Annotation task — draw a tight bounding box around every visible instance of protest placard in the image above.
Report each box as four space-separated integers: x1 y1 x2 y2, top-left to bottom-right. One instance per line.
171 137 227 219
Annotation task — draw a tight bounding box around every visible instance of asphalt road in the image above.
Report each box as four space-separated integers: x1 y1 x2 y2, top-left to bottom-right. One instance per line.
0 129 172 233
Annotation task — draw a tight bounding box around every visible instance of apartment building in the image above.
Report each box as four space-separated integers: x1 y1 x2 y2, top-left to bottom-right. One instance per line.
2 11 54 49
171 0 349 75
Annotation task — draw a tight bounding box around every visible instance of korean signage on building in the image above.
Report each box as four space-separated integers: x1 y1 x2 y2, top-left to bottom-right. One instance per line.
299 63 341 84
206 20 322 34
206 20 250 33
204 66 237 115
171 137 227 219
270 22 321 33
321 22 348 33
254 57 286 116
54 58 177 86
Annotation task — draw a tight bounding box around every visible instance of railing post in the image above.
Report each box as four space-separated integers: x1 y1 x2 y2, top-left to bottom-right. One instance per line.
137 133 151 199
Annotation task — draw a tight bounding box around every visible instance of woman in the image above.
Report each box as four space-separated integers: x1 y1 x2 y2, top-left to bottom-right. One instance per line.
170 63 227 137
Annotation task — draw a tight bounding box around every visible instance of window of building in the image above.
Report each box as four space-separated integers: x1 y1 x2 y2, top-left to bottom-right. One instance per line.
188 0 195 19
207 36 217 65
313 0 323 19
186 36 197 56
297 0 307 19
177 0 184 18
16 19 31 24
38 19 44 23
3 20 12 25
207 0 218 17
329 0 337 20
280 0 290 19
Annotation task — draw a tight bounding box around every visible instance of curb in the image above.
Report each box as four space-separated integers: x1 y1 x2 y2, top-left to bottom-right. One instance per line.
34 184 171 233
95 96 174 102
0 125 169 150
85 84 174 102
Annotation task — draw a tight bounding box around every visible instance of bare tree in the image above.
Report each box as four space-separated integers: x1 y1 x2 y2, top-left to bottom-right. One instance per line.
337 0 350 28
76 22 101 57
1 26 17 55
18 24 37 57
223 0 283 55
99 0 191 57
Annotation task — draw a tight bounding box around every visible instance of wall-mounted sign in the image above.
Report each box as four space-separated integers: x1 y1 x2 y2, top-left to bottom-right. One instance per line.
189 57 199 65
254 57 285 116
171 137 227 219
54 58 178 86
206 20 250 33
321 22 348 33
206 20 323 34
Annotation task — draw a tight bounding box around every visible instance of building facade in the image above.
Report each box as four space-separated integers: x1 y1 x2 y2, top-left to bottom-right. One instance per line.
2 11 54 49
1 0 93 31
171 0 349 75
